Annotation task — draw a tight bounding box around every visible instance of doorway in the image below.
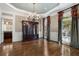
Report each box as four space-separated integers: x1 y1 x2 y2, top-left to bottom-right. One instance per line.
2 13 13 43
62 10 72 45
22 21 39 41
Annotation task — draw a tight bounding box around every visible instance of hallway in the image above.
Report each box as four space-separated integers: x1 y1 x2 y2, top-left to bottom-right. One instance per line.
0 39 79 56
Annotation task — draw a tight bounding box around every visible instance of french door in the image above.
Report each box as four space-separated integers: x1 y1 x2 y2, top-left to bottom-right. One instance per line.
62 10 72 45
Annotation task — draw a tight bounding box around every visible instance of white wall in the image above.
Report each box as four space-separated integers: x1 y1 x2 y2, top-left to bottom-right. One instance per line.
0 7 28 43
12 13 27 42
50 14 58 42
39 18 43 38
12 12 28 42
13 32 22 42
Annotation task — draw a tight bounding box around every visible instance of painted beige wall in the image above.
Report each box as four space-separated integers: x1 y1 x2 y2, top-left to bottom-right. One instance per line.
50 14 58 41
15 15 27 32
50 14 58 32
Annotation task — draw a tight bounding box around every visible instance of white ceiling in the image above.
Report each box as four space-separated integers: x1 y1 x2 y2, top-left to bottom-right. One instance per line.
0 3 78 17
10 3 59 14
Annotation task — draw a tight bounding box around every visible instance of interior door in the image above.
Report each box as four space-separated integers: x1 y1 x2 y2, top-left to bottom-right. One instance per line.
22 21 38 41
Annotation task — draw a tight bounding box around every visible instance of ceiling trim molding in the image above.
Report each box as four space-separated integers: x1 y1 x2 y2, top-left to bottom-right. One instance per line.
45 3 78 16
6 3 32 15
6 3 78 17
6 3 59 16
6 3 47 17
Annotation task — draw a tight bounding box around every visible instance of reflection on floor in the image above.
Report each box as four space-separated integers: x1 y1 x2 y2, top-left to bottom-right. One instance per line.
0 39 79 56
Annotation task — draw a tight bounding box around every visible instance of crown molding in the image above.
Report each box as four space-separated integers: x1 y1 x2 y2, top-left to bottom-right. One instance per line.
6 3 78 17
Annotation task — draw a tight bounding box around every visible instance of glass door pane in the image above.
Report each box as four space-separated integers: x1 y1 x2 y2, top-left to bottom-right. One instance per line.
62 10 72 45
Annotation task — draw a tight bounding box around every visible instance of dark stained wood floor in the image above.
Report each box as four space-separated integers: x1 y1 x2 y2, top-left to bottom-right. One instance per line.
0 39 79 56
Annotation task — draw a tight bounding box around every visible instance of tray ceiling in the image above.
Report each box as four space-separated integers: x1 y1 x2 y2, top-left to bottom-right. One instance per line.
10 3 59 14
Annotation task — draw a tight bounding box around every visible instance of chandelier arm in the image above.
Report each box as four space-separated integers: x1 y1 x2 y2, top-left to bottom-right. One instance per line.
27 3 41 21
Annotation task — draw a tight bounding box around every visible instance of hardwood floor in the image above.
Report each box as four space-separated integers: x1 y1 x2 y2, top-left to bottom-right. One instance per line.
0 39 79 56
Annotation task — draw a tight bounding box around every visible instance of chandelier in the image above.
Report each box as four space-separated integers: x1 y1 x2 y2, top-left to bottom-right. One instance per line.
27 3 41 21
